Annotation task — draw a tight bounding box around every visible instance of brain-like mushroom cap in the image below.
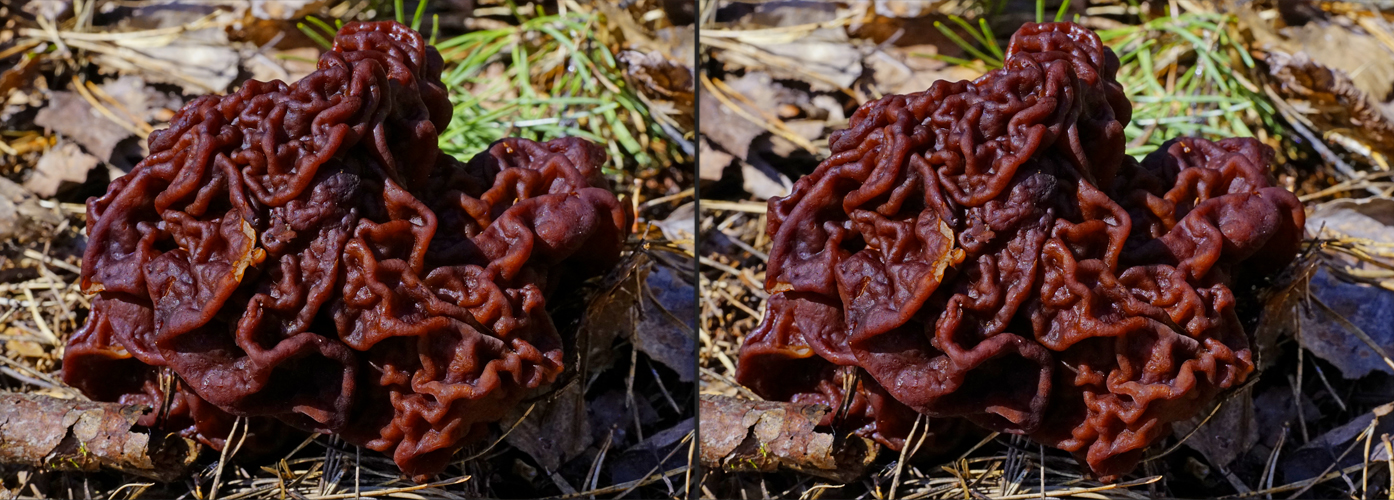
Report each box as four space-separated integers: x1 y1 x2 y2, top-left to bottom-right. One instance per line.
63 21 631 481
736 21 1304 480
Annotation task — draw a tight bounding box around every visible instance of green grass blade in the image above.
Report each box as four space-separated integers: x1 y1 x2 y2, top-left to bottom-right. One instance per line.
978 18 1004 60
306 16 336 36
412 0 428 31
431 14 439 45
297 22 333 49
934 21 999 66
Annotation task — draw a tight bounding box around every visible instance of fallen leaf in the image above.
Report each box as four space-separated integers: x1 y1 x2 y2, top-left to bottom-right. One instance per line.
1299 268 1394 379
634 261 697 382
250 0 322 20
1298 197 1394 379
6 340 46 358
723 72 839 134
610 417 693 484
654 201 696 251
732 32 863 91
34 91 133 162
100 75 180 125
1284 23 1394 102
25 142 99 197
725 1 840 28
0 177 64 243
870 46 984 95
654 26 696 69
1174 386 1258 468
0 55 40 99
1309 197 1394 245
873 0 937 18
88 16 240 94
620 50 694 108
1252 385 1321 447
760 119 824 158
1282 403 1394 482
20 0 71 20
699 138 734 182
740 157 793 200
699 91 766 162
1267 50 1394 162
504 381 592 472
587 389 659 448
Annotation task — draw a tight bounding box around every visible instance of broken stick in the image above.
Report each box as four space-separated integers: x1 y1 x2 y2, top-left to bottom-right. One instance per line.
0 392 198 482
699 394 877 482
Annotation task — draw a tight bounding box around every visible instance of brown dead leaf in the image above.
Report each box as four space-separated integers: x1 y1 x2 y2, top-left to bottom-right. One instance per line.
620 50 694 108
20 0 71 21
34 91 132 162
244 48 321 84
6 340 46 358
1174 386 1258 469
88 17 240 94
634 261 697 382
1282 403 1394 482
0 54 39 99
250 0 322 20
25 142 99 197
577 252 696 382
872 0 938 18
740 157 793 200
0 176 64 243
870 46 983 95
1284 23 1394 102
504 381 592 472
699 138 734 182
714 30 863 92
1266 45 1394 162
699 91 766 162
1298 198 1394 379
99 75 177 125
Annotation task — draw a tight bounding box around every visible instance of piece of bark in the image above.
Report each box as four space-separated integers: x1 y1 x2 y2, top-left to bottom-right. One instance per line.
0 392 198 482
699 394 876 482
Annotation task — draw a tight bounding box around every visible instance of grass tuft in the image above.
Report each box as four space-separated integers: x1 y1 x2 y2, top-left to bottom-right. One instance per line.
433 8 684 179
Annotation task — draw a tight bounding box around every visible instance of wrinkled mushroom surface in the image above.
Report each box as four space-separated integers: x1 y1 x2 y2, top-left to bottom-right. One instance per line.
736 21 1304 480
63 21 630 480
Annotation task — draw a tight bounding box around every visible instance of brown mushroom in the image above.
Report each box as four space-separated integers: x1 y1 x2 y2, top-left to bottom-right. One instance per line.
736 21 1304 480
63 21 631 481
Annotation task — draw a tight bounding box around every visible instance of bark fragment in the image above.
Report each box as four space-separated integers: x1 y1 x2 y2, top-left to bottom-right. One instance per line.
698 394 876 482
0 392 198 482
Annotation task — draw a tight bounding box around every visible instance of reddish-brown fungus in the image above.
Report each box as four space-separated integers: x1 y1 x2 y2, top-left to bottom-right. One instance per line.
62 21 631 481
736 21 1303 480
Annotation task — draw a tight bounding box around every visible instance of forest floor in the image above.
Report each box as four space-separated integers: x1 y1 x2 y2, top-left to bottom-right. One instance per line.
0 0 696 498
697 0 1394 498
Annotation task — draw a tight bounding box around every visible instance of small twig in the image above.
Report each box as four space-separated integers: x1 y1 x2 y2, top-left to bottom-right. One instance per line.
209 416 247 500
888 414 924 500
306 476 470 499
1146 376 1259 462
21 287 58 345
70 75 149 139
460 402 536 462
698 200 767 213
1262 424 1288 499
1263 85 1379 195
